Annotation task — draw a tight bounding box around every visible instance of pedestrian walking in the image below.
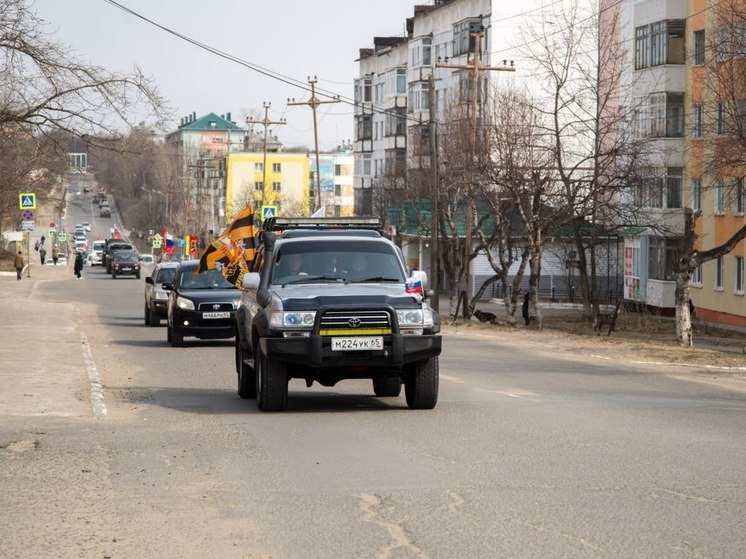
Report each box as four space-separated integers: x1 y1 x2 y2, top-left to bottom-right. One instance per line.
39 245 46 265
522 291 530 326
34 240 39 252
52 244 59 265
13 251 25 280
74 251 84 279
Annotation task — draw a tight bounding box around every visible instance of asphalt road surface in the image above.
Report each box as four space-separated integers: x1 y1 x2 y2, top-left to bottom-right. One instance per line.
1 195 745 558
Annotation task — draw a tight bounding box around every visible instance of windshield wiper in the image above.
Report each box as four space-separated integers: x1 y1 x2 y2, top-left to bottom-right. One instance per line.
280 275 345 286
352 276 402 283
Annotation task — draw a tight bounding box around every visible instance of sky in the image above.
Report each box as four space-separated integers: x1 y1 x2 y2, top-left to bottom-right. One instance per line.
30 0 421 151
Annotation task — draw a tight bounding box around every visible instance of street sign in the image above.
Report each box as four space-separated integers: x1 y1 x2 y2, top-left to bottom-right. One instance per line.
49 222 55 228
152 238 162 249
48 229 56 238
262 205 277 220
22 210 34 220
58 233 67 241
18 193 36 210
22 220 34 231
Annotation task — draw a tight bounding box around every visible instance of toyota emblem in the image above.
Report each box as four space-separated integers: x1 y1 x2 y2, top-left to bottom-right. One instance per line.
348 317 361 328
212 304 221 310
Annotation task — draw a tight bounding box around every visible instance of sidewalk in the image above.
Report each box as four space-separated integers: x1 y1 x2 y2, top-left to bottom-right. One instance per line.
0 236 93 419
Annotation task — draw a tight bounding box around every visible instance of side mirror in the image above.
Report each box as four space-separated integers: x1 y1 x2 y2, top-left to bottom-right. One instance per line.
162 282 174 291
145 276 154 285
242 272 261 290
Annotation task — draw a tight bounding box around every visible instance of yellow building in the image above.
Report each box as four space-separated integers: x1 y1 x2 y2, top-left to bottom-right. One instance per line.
224 152 310 220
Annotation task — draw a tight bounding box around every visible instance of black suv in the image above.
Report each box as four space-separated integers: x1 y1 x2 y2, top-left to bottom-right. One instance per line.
110 250 141 279
164 260 241 347
103 240 133 273
234 217 441 411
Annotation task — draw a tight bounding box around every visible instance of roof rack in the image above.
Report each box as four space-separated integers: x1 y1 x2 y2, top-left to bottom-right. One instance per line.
263 216 382 232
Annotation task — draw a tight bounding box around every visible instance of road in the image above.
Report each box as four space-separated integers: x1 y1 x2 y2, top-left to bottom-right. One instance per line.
1 192 745 558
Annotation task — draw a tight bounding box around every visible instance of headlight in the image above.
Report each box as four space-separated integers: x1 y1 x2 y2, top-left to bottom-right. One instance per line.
176 296 195 310
396 308 434 328
269 310 316 329
155 292 169 300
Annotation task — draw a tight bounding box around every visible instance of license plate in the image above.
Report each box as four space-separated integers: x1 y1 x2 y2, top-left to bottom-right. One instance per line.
121 267 131 271
203 311 230 319
331 336 383 351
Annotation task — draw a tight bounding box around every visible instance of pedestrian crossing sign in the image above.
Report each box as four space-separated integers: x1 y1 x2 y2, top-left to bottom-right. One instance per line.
262 205 277 220
19 193 36 210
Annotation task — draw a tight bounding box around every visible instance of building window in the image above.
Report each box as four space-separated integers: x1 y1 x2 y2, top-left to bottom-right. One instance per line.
356 114 372 141
715 180 724 214
386 107 407 136
736 256 744 293
692 265 702 286
272 163 281 173
666 168 683 208
717 102 725 134
692 105 703 138
693 30 705 65
363 154 371 176
453 18 481 57
648 237 680 281
255 181 263 191
253 200 262 211
717 26 728 61
408 81 430 113
735 178 744 214
334 184 341 196
635 20 685 69
272 181 281 191
691 179 702 210
255 163 263 172
334 165 341 176
715 255 724 289
411 38 432 67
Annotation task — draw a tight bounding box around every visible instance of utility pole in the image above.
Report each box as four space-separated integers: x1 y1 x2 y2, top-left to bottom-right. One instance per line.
288 76 340 213
438 29 514 318
428 72 440 313
246 102 286 210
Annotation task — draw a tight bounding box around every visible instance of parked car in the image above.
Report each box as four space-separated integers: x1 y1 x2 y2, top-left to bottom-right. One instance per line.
110 250 141 279
164 260 240 347
144 262 179 327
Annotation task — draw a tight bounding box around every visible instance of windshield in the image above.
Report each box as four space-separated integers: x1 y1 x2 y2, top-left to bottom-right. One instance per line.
179 267 235 289
270 240 405 285
155 267 176 283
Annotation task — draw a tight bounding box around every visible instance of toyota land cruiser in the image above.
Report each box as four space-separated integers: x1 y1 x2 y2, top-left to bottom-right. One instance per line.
234 217 441 411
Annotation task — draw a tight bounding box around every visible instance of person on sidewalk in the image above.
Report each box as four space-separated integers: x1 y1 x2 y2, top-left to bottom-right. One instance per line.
14 251 25 280
39 245 47 265
74 251 84 279
52 244 59 265
522 291 530 326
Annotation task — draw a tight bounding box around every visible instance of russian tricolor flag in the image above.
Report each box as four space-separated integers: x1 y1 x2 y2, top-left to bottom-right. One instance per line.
164 233 175 254
405 279 424 296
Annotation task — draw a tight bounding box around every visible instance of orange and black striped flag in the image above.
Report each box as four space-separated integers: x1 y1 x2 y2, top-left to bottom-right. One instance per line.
221 205 257 262
195 239 231 275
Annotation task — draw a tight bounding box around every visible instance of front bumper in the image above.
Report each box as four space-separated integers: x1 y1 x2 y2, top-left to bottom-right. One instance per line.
171 309 235 339
260 333 441 369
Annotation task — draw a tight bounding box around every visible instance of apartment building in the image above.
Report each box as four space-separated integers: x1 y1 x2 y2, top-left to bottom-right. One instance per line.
601 0 745 326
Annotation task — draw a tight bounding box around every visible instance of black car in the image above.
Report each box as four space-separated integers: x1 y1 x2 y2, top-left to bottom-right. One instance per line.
103 240 133 273
164 260 241 347
144 262 179 326
234 217 441 411
110 250 141 279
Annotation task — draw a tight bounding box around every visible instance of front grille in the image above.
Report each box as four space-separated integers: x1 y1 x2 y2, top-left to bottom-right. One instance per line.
320 310 391 330
197 302 234 311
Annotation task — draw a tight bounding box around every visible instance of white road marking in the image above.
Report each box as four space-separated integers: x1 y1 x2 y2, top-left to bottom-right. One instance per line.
81 332 107 419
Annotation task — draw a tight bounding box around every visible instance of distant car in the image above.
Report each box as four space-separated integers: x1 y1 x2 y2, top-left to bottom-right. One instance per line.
110 250 141 279
90 240 105 266
140 253 155 265
164 260 240 347
81 222 91 232
104 241 134 273
144 262 179 327
74 239 88 253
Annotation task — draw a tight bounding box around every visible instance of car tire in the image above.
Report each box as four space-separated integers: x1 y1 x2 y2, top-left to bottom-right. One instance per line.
112 270 117 279
169 325 183 347
256 347 287 411
404 356 439 410
136 272 141 279
144 303 150 326
236 337 256 399
149 306 159 327
373 377 402 397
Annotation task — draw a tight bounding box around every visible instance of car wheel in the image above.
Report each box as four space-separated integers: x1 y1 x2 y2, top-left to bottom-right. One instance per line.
373 377 402 397
149 307 160 327
112 270 117 279
168 325 183 347
256 347 287 411
404 357 439 409
144 303 150 326
136 272 141 279
236 337 256 399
